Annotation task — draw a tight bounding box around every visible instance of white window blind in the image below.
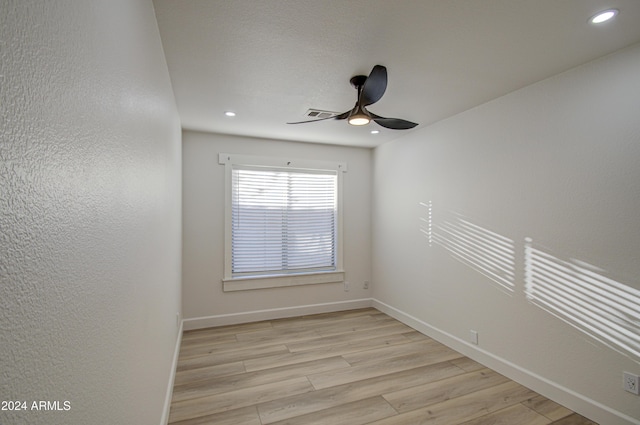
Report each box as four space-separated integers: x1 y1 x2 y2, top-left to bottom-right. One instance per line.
231 166 337 278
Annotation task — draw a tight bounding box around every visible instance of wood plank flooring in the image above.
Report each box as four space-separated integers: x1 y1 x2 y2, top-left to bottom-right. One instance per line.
169 308 597 425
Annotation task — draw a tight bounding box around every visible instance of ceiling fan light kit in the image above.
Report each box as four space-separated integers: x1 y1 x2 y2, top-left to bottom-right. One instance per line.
347 105 371 126
348 115 370 126
288 65 418 130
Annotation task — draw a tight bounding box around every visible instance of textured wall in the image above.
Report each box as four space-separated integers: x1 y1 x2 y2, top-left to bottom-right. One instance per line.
182 131 371 325
372 43 640 424
0 1 182 424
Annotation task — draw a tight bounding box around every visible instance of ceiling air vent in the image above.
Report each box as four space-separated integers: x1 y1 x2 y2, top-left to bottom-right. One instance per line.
305 109 339 119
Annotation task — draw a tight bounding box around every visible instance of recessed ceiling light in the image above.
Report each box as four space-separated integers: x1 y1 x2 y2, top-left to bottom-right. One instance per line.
370 130 380 134
589 8 619 24
224 111 236 117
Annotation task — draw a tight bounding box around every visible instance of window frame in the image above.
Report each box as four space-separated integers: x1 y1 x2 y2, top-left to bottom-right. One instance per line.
219 153 346 291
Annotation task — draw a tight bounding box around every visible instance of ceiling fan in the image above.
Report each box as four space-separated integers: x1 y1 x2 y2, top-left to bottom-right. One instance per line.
287 65 418 130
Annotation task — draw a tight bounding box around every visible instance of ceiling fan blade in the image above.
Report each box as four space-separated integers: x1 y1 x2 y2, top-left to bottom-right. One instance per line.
359 65 387 106
370 112 418 130
334 110 351 120
287 110 349 124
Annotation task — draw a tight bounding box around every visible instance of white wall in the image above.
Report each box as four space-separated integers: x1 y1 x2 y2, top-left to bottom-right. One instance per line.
182 131 371 327
372 43 640 424
0 2 182 424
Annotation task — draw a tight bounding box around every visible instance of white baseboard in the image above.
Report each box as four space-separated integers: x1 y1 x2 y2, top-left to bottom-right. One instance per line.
371 299 640 425
160 320 183 425
182 298 373 330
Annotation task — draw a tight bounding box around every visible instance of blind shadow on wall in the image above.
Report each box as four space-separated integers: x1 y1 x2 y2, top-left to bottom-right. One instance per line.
419 200 640 364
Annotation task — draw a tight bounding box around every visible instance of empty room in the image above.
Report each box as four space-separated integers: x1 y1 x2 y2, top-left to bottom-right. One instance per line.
2 1 640 425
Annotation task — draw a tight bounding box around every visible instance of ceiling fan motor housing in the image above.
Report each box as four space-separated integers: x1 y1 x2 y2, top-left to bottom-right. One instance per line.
349 75 368 89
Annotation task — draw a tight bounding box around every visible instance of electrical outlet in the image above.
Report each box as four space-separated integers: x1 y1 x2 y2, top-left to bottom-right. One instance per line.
469 330 479 345
344 281 350 292
623 372 640 395
176 312 180 327
363 281 369 289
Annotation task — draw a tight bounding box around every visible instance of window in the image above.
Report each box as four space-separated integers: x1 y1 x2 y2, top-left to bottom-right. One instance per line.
219 154 346 291
232 167 337 275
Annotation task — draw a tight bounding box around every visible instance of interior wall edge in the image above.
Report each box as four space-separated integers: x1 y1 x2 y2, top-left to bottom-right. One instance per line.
371 298 640 425
160 321 183 425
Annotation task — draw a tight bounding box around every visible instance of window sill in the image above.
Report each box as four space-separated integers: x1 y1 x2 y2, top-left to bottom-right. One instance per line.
222 270 345 292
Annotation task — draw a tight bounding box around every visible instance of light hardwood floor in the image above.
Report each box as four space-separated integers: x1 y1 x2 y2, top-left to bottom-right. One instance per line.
169 308 597 425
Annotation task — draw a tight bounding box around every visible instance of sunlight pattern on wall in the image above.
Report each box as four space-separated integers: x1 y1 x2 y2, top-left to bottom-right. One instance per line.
525 238 640 362
418 201 433 245
421 202 516 293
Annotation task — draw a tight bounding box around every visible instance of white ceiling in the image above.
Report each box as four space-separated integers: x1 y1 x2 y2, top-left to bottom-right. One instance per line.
153 0 640 148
